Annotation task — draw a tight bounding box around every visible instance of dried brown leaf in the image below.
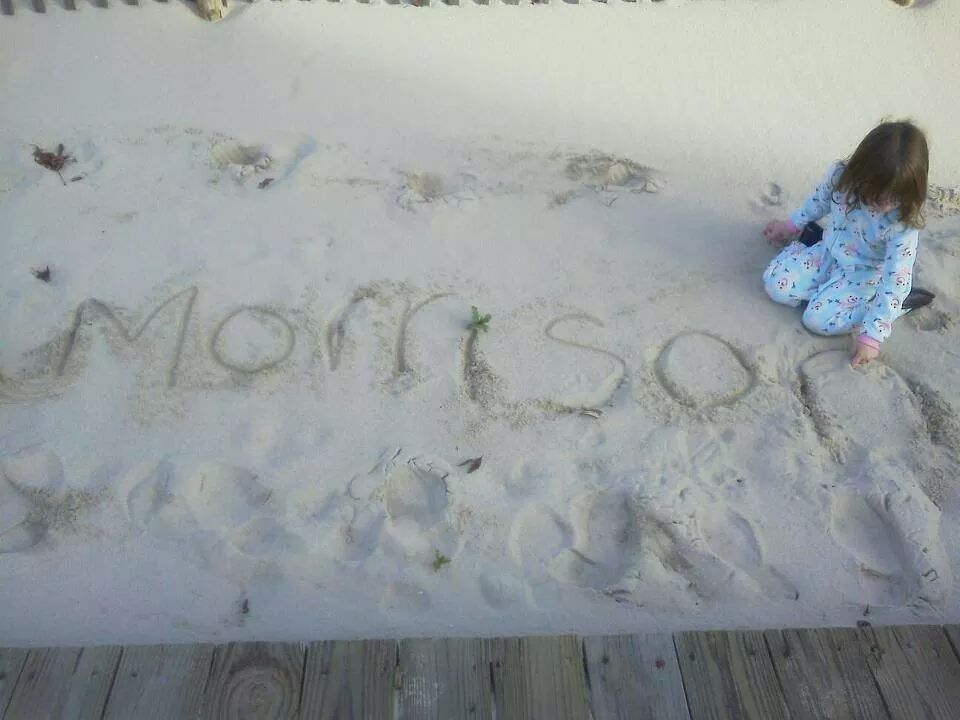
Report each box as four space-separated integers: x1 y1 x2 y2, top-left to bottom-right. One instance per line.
457 456 482 474
32 144 75 184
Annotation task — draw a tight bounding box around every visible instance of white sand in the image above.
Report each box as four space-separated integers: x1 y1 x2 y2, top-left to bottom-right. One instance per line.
2 0 960 646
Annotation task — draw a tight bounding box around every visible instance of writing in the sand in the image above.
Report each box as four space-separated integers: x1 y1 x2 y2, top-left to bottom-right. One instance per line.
0 285 755 411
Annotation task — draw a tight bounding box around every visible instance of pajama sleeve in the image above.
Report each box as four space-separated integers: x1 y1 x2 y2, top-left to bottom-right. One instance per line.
860 227 920 344
789 162 843 230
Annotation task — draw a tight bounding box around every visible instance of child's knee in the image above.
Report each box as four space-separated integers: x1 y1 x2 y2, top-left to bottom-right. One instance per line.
801 309 829 334
764 274 798 307
801 306 849 336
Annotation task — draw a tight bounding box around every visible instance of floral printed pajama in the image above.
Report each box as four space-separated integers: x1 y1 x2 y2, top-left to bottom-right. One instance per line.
762 162 919 343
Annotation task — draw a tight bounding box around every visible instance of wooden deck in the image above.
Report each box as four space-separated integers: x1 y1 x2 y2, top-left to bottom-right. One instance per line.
3 625 960 718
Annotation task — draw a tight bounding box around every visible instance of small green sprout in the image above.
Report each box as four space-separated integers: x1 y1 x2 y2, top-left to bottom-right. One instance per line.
432 550 451 572
468 306 492 333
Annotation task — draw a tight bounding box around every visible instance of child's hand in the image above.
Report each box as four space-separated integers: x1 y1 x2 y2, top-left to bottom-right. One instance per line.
763 220 799 247
851 339 880 368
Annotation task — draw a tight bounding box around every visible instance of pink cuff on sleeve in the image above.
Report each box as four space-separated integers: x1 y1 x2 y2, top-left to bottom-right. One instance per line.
857 334 881 349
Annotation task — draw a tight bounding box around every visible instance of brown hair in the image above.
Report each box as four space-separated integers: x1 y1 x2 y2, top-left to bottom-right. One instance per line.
835 121 929 228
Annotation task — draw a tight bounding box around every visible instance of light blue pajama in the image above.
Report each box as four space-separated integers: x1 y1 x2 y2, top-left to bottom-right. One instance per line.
762 162 919 343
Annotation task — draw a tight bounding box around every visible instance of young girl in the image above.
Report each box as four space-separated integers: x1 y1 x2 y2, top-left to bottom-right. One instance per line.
762 121 929 368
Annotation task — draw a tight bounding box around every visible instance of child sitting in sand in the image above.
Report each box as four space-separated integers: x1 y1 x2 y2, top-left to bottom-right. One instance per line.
762 121 932 368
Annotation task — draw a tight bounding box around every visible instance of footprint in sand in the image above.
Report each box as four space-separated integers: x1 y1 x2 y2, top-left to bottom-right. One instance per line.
126 460 294 558
291 449 452 567
554 490 641 591
382 457 450 529
291 491 386 564
338 506 386 563
799 351 952 610
830 486 948 612
1 451 98 553
478 575 530 609
510 492 733 602
695 506 798 600
126 461 198 538
799 351 924 459
638 512 734 601
167 462 274 526
128 461 268 528
508 504 575 581
800 349 959 506
348 451 462 562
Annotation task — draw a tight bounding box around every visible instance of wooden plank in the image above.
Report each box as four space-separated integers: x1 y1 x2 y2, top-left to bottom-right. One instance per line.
3 646 118 720
60 646 123 720
301 640 397 720
0 648 29 718
398 638 491 719
486 636 590 720
676 630 791 720
858 625 960 720
892 624 960 716
202 642 305 720
102 644 214 720
945 625 960 660
487 637 532 719
5 646 120 720
3 647 83 720
583 634 690 720
765 628 888 720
